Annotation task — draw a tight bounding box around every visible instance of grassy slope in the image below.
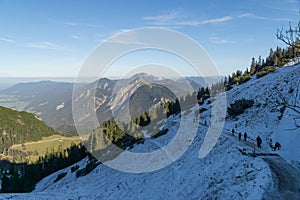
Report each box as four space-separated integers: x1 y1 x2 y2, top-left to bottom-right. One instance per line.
4 135 81 163
0 106 70 164
0 106 58 147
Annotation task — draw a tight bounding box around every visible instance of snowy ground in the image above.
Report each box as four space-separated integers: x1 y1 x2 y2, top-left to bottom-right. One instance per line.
1 64 300 199
272 109 300 163
222 63 300 162
29 111 273 199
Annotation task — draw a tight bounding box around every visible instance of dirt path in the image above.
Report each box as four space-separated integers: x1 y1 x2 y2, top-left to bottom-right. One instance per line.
221 127 300 199
263 157 300 200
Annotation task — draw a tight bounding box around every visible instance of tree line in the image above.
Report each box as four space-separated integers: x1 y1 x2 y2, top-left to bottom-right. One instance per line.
210 17 300 91
0 143 87 193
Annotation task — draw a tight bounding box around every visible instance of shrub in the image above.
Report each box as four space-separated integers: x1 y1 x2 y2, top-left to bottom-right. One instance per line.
151 129 169 139
265 66 276 72
233 74 252 85
54 172 67 183
227 99 254 117
199 108 208 113
71 165 79 173
256 66 276 78
225 84 233 91
256 70 268 78
277 59 289 67
76 159 100 178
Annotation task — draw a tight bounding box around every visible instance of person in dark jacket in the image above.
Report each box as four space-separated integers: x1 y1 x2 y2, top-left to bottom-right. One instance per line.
238 132 242 141
244 132 247 141
232 128 235 136
274 142 281 150
256 136 262 149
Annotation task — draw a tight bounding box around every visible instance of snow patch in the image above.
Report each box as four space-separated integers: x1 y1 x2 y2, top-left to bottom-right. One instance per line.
56 102 65 111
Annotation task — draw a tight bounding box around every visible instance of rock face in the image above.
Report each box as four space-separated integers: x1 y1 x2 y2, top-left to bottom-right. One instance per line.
0 74 201 135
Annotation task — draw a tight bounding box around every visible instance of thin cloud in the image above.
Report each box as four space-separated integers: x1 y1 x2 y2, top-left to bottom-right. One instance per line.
268 7 299 12
142 11 182 25
94 29 146 44
0 37 15 43
177 16 232 26
105 30 145 45
238 13 290 21
71 35 80 40
63 21 101 28
209 37 235 44
26 41 63 50
143 11 232 27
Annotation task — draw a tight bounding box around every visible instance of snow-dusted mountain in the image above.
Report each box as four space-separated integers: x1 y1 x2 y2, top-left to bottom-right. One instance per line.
1 64 300 199
0 74 204 136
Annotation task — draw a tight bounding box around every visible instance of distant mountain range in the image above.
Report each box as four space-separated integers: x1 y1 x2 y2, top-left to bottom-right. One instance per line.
0 81 75 135
0 75 221 135
0 77 76 91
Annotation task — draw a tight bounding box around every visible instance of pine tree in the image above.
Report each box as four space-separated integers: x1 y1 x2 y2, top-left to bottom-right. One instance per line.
250 57 256 75
236 70 242 77
1 174 10 192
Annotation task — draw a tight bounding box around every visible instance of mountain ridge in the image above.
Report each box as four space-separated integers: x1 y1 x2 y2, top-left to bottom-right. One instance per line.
0 74 207 135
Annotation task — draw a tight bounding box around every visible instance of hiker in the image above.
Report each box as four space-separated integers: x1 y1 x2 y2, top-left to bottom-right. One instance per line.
274 142 281 151
238 132 242 141
232 128 235 136
244 132 247 141
256 136 262 149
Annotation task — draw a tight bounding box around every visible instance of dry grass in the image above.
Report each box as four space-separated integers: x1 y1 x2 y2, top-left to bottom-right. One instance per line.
3 135 81 163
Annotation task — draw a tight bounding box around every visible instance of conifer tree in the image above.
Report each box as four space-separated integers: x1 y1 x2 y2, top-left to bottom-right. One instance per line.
250 57 256 75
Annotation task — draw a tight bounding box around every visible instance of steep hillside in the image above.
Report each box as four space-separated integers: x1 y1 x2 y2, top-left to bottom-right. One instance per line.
221 62 300 156
0 106 58 154
30 108 272 199
28 64 299 199
1 64 299 199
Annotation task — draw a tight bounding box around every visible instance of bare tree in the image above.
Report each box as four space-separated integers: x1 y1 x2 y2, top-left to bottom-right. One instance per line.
276 16 300 59
275 85 300 129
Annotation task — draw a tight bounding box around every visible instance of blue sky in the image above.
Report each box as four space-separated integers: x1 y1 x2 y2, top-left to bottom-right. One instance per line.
0 0 299 78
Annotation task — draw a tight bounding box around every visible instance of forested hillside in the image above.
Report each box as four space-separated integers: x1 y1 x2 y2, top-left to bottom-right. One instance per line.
0 106 58 153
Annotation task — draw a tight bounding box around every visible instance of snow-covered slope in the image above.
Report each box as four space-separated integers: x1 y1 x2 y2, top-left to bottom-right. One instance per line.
3 64 300 199
272 105 300 163
221 64 299 151
30 109 272 199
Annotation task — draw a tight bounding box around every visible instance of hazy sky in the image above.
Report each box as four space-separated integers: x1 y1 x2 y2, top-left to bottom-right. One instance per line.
0 0 299 78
